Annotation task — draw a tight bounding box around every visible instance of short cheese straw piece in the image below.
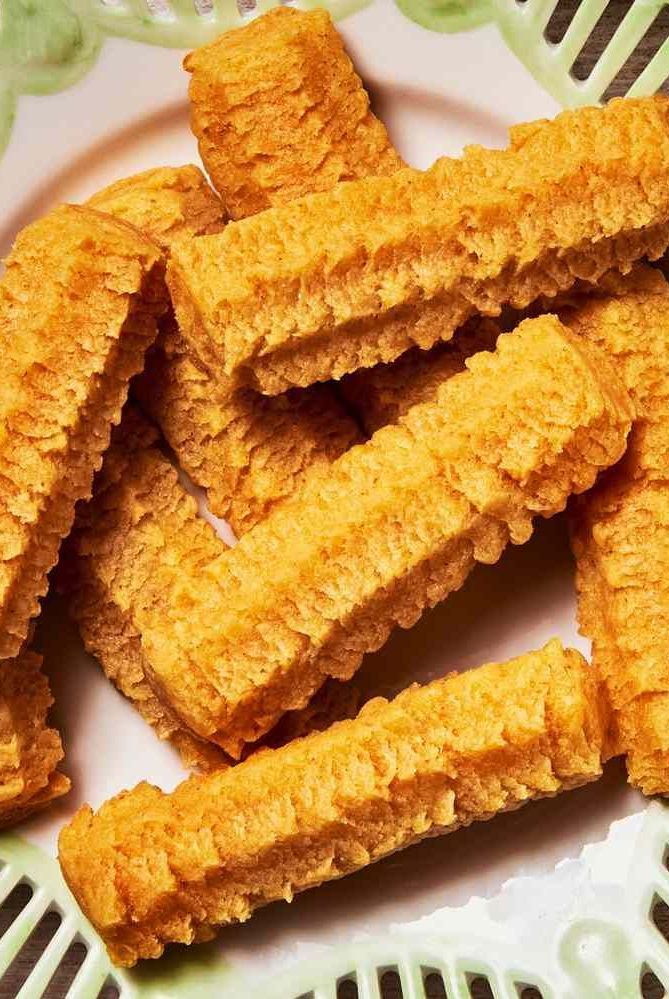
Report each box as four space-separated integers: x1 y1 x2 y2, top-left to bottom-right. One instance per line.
168 96 669 395
91 167 362 535
0 650 69 827
568 266 669 795
69 318 630 758
58 639 605 967
340 320 500 435
185 6 402 220
0 205 166 660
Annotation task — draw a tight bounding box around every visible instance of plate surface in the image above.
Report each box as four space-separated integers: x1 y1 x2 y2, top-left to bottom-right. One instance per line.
0 1 653 994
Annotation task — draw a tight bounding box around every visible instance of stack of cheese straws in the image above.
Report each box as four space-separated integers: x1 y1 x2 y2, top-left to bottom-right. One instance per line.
2 7 669 970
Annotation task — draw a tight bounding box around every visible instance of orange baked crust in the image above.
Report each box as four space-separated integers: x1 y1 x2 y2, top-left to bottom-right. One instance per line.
0 205 166 660
58 640 604 967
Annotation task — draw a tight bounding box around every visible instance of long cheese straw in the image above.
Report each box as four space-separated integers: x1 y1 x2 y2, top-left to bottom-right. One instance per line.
568 266 669 795
59 639 605 967
169 96 669 394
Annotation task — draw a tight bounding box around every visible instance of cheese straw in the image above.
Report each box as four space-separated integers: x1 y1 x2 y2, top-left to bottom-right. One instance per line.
91 166 361 535
568 266 669 795
0 650 69 827
168 96 669 394
185 6 402 219
58 639 605 967
0 205 166 660
68 318 630 758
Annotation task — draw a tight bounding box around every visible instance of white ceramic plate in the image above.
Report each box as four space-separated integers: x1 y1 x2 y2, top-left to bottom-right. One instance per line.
0 2 661 996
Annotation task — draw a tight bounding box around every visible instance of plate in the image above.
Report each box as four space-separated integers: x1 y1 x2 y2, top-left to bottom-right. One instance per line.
0 2 657 996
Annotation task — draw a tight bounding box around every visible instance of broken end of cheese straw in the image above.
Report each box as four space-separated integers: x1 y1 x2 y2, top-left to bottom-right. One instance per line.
184 5 402 219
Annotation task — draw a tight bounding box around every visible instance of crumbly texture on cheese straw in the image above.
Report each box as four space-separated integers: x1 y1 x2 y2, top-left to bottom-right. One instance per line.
0 205 166 661
62 406 362 768
80 318 629 759
0 650 70 827
91 166 362 535
185 7 402 220
567 267 669 795
136 317 361 534
61 407 231 773
58 639 605 967
168 96 669 395
340 320 500 436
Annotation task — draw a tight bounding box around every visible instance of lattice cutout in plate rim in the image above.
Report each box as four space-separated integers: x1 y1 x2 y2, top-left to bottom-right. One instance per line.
89 0 364 44
1 804 669 996
493 0 669 107
91 0 669 107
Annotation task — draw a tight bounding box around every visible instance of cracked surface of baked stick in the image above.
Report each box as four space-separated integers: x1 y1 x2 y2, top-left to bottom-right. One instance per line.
340 320 500 436
0 650 69 828
169 96 669 394
74 318 630 758
62 405 361 769
0 205 166 660
58 639 605 967
567 266 669 795
185 7 403 220
91 166 362 535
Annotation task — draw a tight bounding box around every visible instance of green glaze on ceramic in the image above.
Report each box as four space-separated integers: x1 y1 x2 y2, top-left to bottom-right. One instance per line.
396 0 669 108
0 833 250 998
558 920 643 999
2 803 669 998
492 0 669 108
126 943 248 999
0 0 100 95
0 0 372 157
395 0 492 33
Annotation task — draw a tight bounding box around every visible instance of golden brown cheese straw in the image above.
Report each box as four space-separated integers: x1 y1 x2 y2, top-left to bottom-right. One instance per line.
63 406 361 769
185 7 402 220
340 321 500 435
568 267 669 795
61 406 231 772
0 650 69 827
0 205 166 660
169 96 669 395
70 318 630 758
91 167 362 535
59 639 605 967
